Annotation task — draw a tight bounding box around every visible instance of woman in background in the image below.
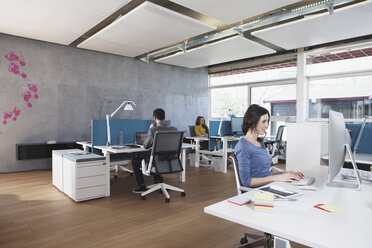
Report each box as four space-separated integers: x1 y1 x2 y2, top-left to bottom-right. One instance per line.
194 116 210 163
234 104 304 188
195 116 209 138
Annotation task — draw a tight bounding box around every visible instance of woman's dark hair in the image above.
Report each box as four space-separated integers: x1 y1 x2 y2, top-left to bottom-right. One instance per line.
242 104 270 139
195 116 209 134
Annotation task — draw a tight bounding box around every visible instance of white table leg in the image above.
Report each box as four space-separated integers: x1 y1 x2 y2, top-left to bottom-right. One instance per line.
181 148 186 182
195 139 200 168
105 152 110 197
83 145 89 153
222 138 228 174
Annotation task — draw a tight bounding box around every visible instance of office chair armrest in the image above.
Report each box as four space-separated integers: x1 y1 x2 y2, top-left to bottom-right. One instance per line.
264 140 276 145
141 156 153 176
240 186 251 192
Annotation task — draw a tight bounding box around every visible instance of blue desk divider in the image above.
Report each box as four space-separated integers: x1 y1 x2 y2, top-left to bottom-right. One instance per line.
346 123 372 154
91 119 170 154
208 120 235 151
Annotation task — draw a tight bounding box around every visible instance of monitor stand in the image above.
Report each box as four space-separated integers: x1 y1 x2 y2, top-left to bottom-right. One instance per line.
327 143 362 190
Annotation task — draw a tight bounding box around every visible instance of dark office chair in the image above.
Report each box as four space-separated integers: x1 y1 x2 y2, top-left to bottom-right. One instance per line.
230 154 272 247
264 125 285 157
141 131 186 203
188 125 196 137
230 154 251 195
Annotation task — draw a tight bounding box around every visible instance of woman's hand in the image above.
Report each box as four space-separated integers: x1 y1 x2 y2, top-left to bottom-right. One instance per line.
274 171 304 182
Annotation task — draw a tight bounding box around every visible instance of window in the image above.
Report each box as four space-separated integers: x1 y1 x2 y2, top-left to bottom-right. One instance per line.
307 46 372 119
308 75 372 119
251 84 296 136
210 86 248 117
210 66 296 87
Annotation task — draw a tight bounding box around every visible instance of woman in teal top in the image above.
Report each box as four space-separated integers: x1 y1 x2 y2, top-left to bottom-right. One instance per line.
234 105 304 188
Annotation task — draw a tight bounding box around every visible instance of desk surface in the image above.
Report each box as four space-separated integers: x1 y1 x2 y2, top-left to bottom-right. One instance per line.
204 165 372 248
210 135 241 141
322 153 372 165
95 143 195 154
185 136 209 141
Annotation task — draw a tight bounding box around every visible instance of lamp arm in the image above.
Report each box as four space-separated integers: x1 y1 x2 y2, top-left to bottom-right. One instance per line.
110 101 127 117
106 114 111 146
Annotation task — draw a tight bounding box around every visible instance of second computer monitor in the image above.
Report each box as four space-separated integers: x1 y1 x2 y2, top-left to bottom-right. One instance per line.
328 110 361 189
231 117 243 135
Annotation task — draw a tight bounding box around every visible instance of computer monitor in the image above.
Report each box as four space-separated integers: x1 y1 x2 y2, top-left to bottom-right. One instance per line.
231 117 243 135
327 110 361 189
135 132 148 145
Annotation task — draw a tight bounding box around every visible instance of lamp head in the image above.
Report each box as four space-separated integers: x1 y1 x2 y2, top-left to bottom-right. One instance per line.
123 101 136 111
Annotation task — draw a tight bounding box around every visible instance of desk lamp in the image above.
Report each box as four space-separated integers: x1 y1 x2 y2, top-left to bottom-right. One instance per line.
218 109 233 136
353 115 371 159
106 100 136 146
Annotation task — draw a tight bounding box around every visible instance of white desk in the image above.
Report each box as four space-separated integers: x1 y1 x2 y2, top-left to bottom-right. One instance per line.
210 136 240 173
205 165 372 248
95 143 194 183
322 153 372 166
76 141 92 152
185 136 208 168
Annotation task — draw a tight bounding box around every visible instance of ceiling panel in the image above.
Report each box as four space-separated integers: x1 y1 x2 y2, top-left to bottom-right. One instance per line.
252 1 372 50
170 0 300 24
156 36 275 68
78 2 216 58
0 0 130 45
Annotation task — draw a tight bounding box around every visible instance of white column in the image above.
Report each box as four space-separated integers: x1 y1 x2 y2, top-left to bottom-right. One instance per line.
296 48 308 123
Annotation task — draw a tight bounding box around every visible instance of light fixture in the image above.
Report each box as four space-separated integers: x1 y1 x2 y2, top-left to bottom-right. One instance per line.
106 100 136 146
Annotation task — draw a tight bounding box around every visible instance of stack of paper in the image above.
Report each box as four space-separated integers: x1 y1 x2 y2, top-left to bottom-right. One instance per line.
227 195 251 206
254 192 274 213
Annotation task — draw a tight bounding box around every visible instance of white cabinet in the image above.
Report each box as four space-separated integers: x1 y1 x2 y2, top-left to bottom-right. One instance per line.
52 149 82 191
52 150 108 202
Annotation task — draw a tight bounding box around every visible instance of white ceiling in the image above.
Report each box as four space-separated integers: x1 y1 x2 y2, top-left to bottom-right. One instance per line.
252 0 372 50
0 0 130 45
78 2 215 58
157 36 275 68
169 0 301 24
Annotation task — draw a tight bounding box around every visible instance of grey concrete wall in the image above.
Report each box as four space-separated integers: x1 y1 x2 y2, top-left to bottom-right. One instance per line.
0 33 209 173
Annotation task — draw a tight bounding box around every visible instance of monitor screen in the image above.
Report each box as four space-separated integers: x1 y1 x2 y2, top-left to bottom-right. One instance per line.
135 132 148 145
231 117 243 135
328 110 360 189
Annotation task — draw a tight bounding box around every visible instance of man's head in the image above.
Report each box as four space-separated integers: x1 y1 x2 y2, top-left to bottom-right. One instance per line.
153 108 165 122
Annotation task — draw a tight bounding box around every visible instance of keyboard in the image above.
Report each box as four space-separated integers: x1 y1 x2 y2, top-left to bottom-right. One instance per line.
341 170 371 179
341 170 372 183
291 177 315 186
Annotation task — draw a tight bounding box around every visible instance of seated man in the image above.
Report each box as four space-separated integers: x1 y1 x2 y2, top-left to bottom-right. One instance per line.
131 108 177 193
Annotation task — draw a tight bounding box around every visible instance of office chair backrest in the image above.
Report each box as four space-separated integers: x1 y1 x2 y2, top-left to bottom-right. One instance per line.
151 131 184 174
275 125 285 142
230 154 249 195
188 125 196 137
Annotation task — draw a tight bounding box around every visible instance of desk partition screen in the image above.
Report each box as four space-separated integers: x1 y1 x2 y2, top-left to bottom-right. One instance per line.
345 123 372 154
209 120 237 150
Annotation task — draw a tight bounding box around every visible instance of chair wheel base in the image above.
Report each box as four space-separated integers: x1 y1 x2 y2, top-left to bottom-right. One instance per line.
181 192 186 197
141 196 146 200
240 237 248 245
165 198 170 203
